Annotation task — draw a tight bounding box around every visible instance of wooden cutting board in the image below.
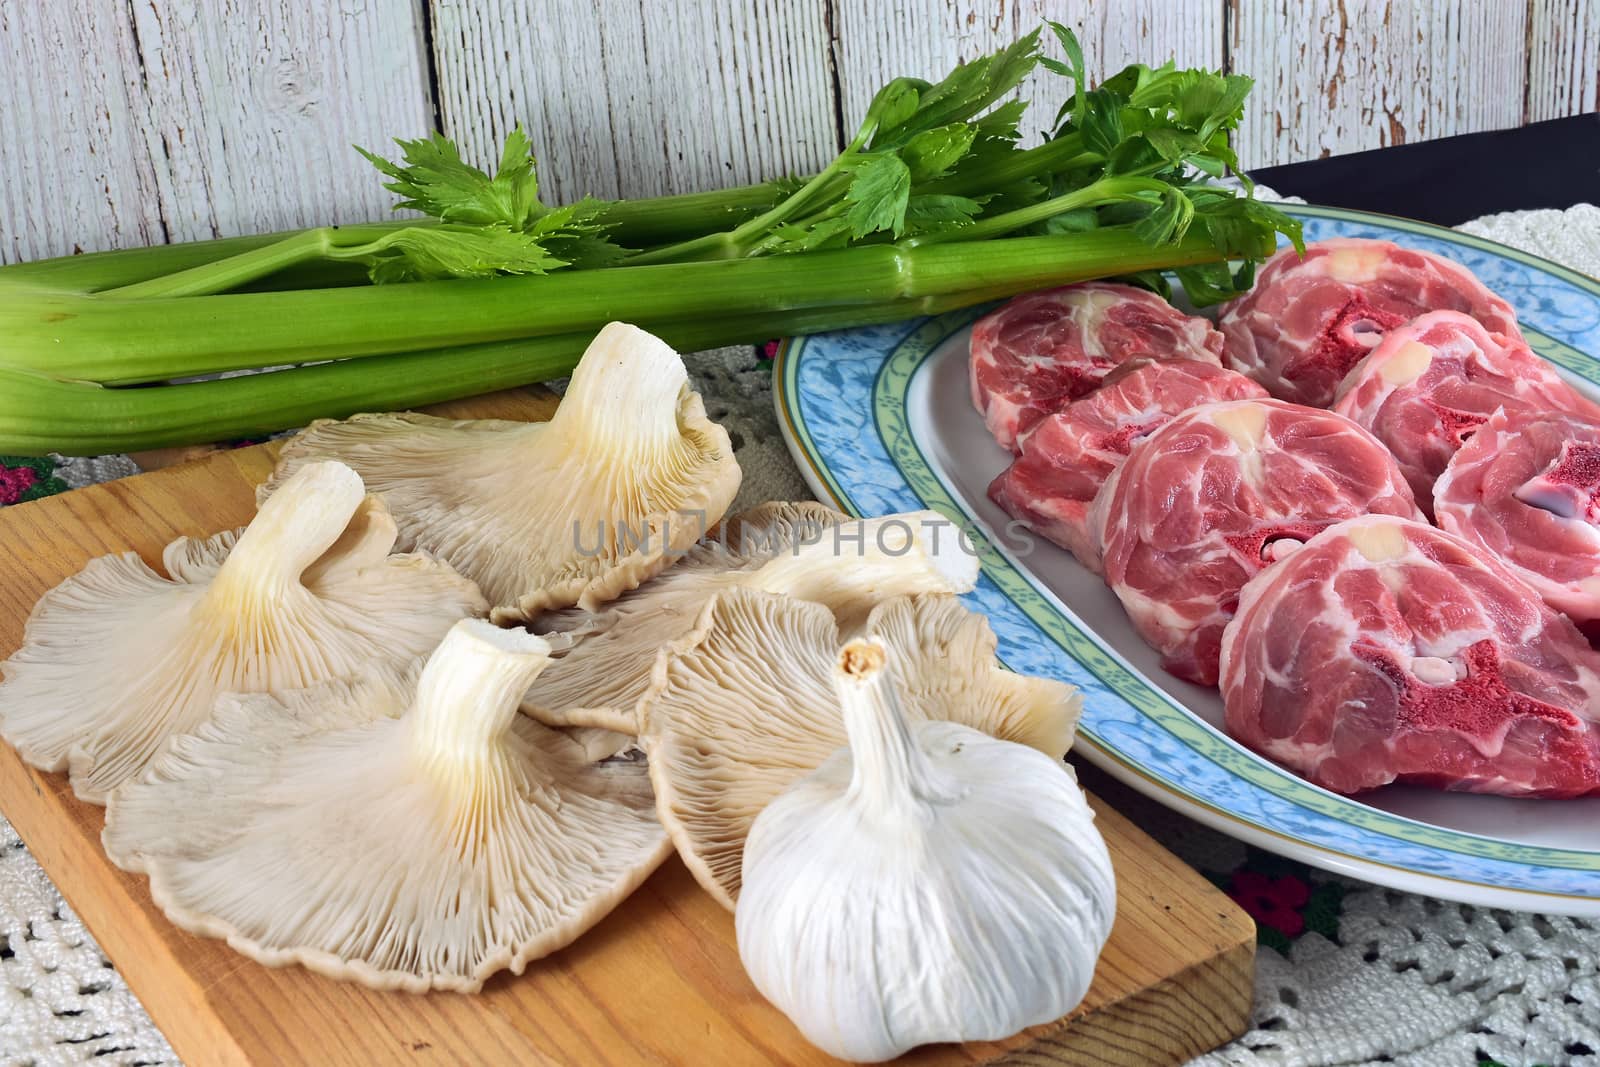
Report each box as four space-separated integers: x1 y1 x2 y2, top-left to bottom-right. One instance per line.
0 389 1256 1066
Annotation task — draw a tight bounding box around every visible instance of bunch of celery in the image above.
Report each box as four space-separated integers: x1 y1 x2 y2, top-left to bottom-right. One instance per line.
0 25 1298 455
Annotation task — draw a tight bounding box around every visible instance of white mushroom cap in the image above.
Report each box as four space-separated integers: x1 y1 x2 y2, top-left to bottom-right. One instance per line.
264 322 741 612
0 461 485 803
518 501 980 736
636 588 1080 909
102 617 670 994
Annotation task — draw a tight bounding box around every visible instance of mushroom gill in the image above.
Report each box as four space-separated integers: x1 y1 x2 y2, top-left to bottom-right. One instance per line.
0 461 484 803
517 501 980 736
103 618 670 993
636 588 1080 909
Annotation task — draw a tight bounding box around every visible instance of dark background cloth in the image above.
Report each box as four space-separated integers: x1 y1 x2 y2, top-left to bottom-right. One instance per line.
1252 113 1600 227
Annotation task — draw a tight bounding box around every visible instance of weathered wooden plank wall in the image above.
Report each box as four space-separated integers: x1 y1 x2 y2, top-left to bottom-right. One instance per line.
2 0 1596 265
1528 0 1600 122
429 0 840 200
1229 0 1530 168
0 0 432 263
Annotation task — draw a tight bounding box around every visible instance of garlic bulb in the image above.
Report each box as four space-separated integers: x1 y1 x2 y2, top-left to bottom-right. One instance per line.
735 638 1116 1063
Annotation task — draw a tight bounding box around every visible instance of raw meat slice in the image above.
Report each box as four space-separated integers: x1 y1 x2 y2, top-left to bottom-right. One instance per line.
969 282 1224 451
1332 311 1600 507
988 359 1267 572
1435 407 1600 623
1220 514 1600 797
1095 398 1422 686
1218 238 1520 407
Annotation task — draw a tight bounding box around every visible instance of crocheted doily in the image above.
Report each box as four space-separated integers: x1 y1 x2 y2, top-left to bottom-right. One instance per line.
0 203 1596 1066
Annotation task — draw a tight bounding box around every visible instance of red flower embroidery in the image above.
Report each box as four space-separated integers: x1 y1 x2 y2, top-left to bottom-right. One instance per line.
1228 870 1311 938
760 339 781 360
0 463 38 506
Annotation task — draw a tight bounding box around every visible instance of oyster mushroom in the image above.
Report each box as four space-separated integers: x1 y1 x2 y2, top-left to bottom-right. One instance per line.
0 461 485 803
102 618 670 994
265 322 740 611
637 588 1079 909
517 501 980 737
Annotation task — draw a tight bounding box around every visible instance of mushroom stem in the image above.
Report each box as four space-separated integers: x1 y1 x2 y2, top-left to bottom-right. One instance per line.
409 620 553 773
213 461 365 598
834 639 959 814
747 511 979 609
545 323 688 456
299 496 399 585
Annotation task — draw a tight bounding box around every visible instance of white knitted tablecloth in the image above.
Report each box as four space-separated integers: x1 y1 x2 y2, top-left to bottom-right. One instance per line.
0 203 1597 1067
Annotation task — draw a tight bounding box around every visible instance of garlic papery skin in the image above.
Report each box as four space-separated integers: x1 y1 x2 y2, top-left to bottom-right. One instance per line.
735 638 1116 1063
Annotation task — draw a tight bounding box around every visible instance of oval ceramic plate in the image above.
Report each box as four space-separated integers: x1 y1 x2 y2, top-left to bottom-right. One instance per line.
774 204 1600 915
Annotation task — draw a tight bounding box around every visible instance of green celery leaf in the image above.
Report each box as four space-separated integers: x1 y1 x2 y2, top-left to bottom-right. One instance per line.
865 79 924 143
902 124 977 181
1188 74 1254 139
1094 62 1158 106
1195 195 1303 257
543 235 627 269
1173 260 1255 306
1132 186 1194 245
1243 198 1305 253
940 118 1032 189
1040 206 1099 234
1185 185 1243 210
1198 133 1251 189
528 196 631 267
1112 268 1173 300
903 193 984 234
358 225 567 283
355 126 544 229
764 216 855 253
845 154 913 238
1122 63 1181 109
1107 133 1165 175
1127 68 1252 140
976 176 1048 217
1096 198 1160 228
947 137 1028 182
357 126 628 279
973 99 1028 140
883 29 1040 143
493 126 543 227
1044 21 1088 129
1144 127 1206 164
1077 88 1125 157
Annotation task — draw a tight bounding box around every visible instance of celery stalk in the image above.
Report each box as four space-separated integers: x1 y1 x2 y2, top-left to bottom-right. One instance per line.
1 226 1252 385
0 231 342 293
0 290 1022 456
0 183 783 295
106 226 442 299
